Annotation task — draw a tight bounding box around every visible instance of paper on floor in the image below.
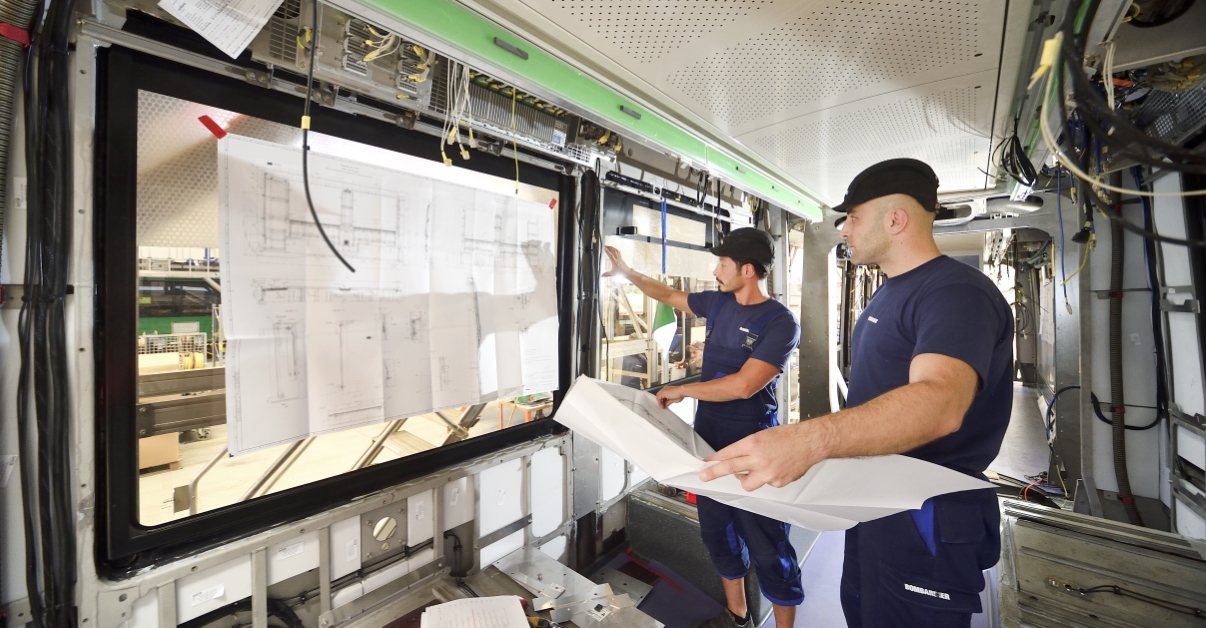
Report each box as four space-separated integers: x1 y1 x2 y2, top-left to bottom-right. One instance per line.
554 376 992 531
420 596 528 628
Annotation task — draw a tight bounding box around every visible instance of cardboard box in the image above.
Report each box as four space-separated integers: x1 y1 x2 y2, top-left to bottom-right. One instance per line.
139 433 180 470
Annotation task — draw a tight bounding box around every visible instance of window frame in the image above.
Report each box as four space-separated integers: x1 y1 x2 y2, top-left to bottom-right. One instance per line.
95 45 575 574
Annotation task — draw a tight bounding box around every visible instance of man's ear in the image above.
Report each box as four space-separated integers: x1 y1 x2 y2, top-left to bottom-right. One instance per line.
886 206 910 236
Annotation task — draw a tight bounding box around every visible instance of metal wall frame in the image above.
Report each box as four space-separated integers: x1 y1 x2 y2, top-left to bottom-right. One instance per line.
82 433 572 628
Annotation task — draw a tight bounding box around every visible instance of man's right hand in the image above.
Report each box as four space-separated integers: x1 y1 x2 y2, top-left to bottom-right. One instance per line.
602 246 630 279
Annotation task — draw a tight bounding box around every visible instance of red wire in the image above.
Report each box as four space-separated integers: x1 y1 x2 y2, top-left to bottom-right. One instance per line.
1023 480 1042 502
625 548 683 592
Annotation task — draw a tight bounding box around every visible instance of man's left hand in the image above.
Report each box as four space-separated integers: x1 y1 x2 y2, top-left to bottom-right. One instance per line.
656 385 687 409
700 421 832 491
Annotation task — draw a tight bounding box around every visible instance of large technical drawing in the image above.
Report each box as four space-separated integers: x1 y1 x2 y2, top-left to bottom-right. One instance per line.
219 135 558 455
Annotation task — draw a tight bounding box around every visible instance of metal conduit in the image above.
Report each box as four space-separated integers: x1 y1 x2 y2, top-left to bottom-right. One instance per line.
1108 174 1143 527
0 0 38 276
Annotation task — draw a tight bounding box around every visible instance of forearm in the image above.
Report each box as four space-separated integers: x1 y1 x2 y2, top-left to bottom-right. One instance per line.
620 267 675 304
680 376 754 403
808 380 964 459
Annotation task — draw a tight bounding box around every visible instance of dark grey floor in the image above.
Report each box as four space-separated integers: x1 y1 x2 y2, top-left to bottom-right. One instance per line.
987 384 1050 482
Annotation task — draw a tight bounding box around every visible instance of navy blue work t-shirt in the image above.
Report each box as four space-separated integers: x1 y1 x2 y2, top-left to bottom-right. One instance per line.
687 291 801 413
846 256 1013 474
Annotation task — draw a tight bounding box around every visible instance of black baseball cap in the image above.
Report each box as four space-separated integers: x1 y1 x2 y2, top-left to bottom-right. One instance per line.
832 158 941 214
710 227 774 268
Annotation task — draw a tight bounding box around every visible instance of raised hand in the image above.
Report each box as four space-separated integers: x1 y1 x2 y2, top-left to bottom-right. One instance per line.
602 246 630 278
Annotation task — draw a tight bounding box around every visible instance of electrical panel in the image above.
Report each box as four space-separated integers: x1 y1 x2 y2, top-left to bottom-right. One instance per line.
241 0 606 167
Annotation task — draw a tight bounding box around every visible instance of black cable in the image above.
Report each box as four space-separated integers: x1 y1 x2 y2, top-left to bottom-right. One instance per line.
1135 167 1171 425
444 530 467 578
18 0 77 623
1058 0 1206 174
300 1 356 273
1045 385 1163 431
1075 584 1205 618
1082 179 1206 247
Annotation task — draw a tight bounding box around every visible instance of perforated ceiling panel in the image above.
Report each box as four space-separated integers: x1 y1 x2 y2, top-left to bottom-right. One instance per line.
667 1 985 128
494 0 1012 205
544 0 774 64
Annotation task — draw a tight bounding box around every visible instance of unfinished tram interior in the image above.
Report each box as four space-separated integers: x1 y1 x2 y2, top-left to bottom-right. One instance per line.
2 0 1206 626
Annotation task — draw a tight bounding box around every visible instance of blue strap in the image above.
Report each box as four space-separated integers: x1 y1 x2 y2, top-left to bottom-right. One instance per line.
745 305 786 337
705 298 787 351
704 295 729 337
909 498 937 555
660 197 668 275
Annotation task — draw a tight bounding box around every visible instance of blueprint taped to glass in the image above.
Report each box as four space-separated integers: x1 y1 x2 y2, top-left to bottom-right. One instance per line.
555 376 992 531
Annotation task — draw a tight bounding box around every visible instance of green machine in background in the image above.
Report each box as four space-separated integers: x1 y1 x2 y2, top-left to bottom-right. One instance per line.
137 275 220 338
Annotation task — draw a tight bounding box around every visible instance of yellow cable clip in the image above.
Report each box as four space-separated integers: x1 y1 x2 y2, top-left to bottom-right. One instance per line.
1028 32 1062 89
301 115 311 130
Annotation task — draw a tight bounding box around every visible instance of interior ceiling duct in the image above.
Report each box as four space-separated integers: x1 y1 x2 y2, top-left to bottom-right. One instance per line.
461 0 1021 207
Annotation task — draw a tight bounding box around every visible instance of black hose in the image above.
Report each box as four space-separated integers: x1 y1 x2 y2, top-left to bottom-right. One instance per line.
1107 173 1143 527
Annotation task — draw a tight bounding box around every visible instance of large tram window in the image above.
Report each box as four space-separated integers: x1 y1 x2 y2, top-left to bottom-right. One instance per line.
129 90 561 527
597 189 719 390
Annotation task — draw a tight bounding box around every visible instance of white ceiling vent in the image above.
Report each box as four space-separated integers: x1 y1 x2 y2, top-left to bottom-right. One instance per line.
666 0 984 128
542 0 772 64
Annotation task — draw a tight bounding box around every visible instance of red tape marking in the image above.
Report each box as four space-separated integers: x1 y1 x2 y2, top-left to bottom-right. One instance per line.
198 115 227 139
0 23 30 47
548 198 557 210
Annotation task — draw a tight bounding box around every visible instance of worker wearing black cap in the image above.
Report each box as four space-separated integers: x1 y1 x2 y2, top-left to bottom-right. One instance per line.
604 227 802 628
699 159 1013 628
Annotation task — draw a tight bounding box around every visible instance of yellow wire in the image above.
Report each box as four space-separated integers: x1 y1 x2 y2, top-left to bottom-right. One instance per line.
1062 233 1094 285
511 88 519 194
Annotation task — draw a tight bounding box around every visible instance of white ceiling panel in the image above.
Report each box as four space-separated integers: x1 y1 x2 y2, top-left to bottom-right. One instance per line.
737 70 996 204
484 0 1013 207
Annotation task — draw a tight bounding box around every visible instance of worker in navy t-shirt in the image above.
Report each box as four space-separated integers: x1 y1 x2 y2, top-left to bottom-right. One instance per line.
699 159 1013 628
604 228 802 628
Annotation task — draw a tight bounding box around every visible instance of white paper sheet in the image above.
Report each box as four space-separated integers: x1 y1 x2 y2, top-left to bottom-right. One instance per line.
554 377 993 531
218 135 558 454
158 0 283 59
421 596 529 628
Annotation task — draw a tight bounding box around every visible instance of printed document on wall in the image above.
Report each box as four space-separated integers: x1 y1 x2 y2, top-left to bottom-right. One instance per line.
218 135 558 455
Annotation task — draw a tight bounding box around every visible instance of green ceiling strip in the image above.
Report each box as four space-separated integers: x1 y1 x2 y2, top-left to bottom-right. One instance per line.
358 0 823 220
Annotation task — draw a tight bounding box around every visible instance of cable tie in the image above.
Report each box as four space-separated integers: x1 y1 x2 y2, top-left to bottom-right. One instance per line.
0 23 30 47
300 115 311 130
1119 495 1135 504
1108 290 1123 299
1112 406 1125 414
